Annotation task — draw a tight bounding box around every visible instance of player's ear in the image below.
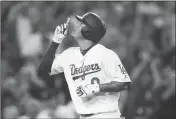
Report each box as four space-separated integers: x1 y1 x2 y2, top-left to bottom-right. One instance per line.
81 23 86 27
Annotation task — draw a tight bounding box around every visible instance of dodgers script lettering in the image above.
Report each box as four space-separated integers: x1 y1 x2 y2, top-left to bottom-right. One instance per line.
70 63 101 80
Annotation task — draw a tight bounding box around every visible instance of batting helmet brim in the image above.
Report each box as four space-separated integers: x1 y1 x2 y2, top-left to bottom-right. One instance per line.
75 15 83 22
75 15 91 28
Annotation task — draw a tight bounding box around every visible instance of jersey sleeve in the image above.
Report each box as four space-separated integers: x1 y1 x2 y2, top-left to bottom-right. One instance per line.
50 53 64 75
103 50 131 82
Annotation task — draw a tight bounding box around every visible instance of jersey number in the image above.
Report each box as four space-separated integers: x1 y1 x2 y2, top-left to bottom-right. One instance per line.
91 77 100 84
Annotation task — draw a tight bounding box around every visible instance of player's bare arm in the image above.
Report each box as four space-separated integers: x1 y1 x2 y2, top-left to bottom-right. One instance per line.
99 81 131 92
37 18 70 78
37 42 60 77
77 80 131 98
77 81 131 97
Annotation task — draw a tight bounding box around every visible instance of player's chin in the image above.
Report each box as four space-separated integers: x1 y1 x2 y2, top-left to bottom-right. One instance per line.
71 31 79 39
71 33 77 41
71 32 75 38
71 31 74 36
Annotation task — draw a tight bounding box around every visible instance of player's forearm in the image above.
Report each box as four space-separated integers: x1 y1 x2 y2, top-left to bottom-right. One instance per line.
37 41 60 77
99 81 131 92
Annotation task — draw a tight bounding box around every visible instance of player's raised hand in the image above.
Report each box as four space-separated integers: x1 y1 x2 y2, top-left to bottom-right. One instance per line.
53 18 70 44
76 83 100 98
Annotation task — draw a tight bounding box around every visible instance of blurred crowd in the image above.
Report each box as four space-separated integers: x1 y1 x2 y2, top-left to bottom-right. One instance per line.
1 1 175 119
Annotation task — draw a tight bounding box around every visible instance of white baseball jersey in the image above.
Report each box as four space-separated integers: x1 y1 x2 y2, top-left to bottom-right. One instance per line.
50 44 131 116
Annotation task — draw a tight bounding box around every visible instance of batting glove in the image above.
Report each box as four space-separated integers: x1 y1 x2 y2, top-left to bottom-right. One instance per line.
53 18 70 44
76 83 100 98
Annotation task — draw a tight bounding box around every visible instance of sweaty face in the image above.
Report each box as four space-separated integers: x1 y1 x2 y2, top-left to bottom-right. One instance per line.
70 16 84 40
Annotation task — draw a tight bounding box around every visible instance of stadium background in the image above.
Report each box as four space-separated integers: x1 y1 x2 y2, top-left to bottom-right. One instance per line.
1 1 175 119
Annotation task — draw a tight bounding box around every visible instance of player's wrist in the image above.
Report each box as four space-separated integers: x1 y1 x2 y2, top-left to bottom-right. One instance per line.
51 40 61 45
93 83 100 93
52 35 65 44
98 84 104 92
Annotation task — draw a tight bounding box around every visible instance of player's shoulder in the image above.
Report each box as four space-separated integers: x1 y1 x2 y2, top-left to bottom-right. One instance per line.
62 47 79 54
98 44 118 57
55 47 79 57
65 47 79 52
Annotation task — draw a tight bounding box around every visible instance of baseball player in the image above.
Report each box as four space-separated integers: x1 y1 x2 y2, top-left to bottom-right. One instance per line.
37 12 131 118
